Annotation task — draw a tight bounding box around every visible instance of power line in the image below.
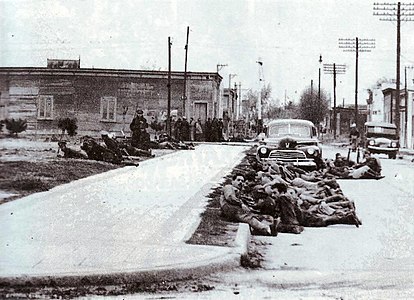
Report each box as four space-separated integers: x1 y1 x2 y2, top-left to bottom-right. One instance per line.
373 1 414 138
339 37 375 128
324 63 346 139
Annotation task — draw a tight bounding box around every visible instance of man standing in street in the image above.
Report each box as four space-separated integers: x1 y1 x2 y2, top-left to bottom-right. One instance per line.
130 109 148 148
189 117 196 141
218 118 224 141
195 118 203 142
205 117 212 142
181 117 190 141
349 123 360 152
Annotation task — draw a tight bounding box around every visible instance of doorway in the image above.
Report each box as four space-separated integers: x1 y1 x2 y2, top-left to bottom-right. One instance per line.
194 102 207 123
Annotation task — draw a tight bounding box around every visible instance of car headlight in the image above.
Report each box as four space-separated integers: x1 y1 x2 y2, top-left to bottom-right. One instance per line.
307 148 315 155
369 140 375 146
391 142 397 147
259 147 268 155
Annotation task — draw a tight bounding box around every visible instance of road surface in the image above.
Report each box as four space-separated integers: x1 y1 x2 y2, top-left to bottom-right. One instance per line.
107 144 414 299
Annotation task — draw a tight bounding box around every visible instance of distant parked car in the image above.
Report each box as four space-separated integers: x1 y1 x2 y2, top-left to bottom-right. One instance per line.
364 121 399 159
256 119 322 170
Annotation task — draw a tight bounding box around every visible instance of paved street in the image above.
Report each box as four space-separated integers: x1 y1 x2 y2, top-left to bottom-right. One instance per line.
165 145 414 299
0 144 249 280
1 143 414 299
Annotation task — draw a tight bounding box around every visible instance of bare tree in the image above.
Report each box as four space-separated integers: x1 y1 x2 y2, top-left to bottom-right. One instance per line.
298 87 329 125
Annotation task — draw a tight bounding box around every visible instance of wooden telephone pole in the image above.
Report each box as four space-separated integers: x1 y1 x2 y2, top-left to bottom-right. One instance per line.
324 63 346 139
182 26 190 117
167 37 172 137
374 2 414 138
339 37 375 129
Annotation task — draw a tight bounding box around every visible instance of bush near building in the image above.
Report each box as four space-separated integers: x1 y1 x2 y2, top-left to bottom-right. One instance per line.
57 117 78 138
5 118 27 137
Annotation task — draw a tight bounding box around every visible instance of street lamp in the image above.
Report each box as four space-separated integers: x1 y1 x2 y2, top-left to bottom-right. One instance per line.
228 73 237 118
256 59 265 133
228 73 237 138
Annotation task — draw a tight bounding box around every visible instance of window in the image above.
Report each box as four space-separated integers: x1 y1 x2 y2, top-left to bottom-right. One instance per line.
100 96 117 122
37 95 54 119
268 123 311 138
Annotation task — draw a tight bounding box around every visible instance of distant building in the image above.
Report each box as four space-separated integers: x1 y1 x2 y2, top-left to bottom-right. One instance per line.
382 85 414 148
220 87 238 139
368 87 385 122
330 105 368 136
221 87 238 120
0 62 222 138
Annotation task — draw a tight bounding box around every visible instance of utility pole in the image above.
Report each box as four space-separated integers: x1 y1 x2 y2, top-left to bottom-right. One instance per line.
318 55 323 103
237 82 242 120
405 65 414 146
228 73 237 118
311 80 314 96
216 63 227 121
182 26 190 118
217 63 228 73
324 63 346 139
167 37 172 137
374 1 414 139
256 59 265 133
233 82 237 120
405 65 408 146
228 73 237 138
339 37 375 129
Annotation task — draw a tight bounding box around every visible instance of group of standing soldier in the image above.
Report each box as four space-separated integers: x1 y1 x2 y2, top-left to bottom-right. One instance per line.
130 108 227 146
171 116 224 142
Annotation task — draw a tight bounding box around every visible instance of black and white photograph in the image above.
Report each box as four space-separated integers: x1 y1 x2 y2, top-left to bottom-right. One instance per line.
0 0 414 299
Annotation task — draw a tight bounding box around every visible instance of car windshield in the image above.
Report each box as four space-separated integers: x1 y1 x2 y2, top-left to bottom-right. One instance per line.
366 126 397 139
268 123 311 138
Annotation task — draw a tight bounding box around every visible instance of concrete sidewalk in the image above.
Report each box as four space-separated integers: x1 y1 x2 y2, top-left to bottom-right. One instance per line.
0 144 251 286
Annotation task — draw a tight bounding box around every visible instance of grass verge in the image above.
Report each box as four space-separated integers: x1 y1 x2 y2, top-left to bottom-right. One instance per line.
187 147 256 247
0 159 120 204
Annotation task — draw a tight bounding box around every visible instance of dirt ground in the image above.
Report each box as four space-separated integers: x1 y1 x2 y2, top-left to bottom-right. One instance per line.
0 137 171 202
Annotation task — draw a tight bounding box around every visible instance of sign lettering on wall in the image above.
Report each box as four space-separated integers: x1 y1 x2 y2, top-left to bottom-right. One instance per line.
47 59 80 69
190 84 212 100
118 82 156 98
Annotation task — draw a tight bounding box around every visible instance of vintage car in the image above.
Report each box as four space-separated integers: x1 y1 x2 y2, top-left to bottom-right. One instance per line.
256 119 322 170
364 121 399 159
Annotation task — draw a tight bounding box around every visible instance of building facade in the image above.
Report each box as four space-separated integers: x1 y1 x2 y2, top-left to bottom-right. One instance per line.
382 86 414 148
0 66 222 138
329 105 368 137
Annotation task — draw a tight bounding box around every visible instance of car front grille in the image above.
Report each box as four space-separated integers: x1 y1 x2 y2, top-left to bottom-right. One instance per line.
268 150 308 161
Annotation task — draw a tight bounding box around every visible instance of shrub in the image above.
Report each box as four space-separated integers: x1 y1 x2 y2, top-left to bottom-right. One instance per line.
5 118 28 136
57 117 78 137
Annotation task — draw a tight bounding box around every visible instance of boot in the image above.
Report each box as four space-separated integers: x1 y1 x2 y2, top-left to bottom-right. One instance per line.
270 217 281 236
278 223 304 234
250 226 271 236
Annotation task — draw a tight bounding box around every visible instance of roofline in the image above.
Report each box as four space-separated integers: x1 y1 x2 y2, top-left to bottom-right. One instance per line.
364 121 396 128
381 87 414 94
0 67 223 81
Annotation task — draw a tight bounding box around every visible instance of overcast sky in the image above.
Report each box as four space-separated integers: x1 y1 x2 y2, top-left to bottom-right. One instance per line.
1 0 414 106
